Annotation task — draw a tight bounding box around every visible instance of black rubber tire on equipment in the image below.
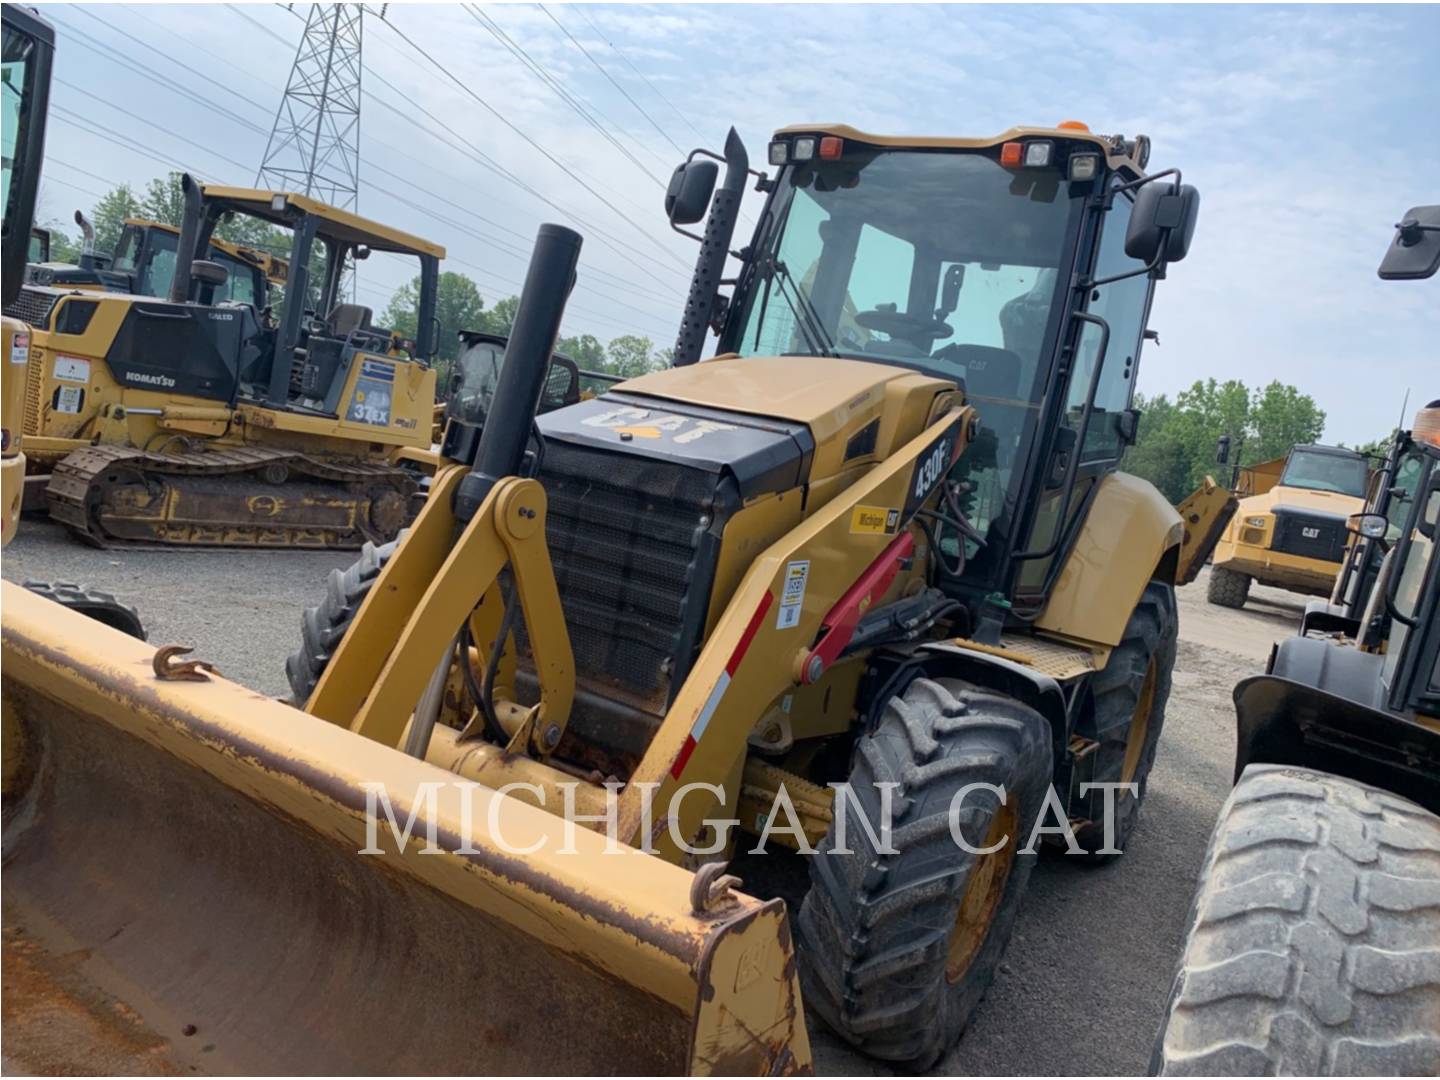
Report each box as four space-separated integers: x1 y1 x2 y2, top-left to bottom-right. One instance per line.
22 580 145 640
1206 565 1250 609
284 539 397 704
1151 764 1440 1075
1073 580 1177 857
796 677 1053 1070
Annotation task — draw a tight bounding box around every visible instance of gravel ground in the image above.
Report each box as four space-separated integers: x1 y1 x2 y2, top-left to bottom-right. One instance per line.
1 523 1308 1075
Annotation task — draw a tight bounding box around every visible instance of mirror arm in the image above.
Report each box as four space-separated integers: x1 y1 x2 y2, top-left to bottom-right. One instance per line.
1013 310 1112 563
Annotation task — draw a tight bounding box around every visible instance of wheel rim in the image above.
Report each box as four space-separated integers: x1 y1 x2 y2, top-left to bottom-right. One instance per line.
1121 655 1158 785
946 801 1018 984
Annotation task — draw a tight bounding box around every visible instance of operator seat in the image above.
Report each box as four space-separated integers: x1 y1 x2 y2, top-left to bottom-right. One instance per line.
327 303 373 339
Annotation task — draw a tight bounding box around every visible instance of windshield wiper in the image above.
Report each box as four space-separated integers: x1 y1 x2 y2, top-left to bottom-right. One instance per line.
764 257 837 357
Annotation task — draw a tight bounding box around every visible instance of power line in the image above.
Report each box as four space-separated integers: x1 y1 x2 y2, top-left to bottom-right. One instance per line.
536 4 684 156
225 3 294 48
372 12 692 275
464 5 669 187
571 5 706 143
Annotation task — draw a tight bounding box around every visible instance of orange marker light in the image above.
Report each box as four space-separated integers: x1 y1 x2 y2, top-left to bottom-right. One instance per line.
1058 119 1090 131
1000 141 1023 167
818 136 844 160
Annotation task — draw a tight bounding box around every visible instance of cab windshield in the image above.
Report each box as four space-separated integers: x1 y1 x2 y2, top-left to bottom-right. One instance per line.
735 148 1078 398
1281 448 1368 498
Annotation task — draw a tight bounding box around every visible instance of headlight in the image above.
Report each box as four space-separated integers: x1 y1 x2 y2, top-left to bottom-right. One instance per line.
1245 516 1267 528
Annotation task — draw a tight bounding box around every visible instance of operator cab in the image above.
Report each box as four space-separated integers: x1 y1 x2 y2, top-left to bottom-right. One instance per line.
170 180 443 416
706 123 1197 611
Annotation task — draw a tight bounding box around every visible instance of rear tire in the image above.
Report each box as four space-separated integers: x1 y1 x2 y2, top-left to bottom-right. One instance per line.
1073 581 1177 856
1206 566 1250 609
796 677 1052 1069
284 539 397 703
1152 765 1440 1075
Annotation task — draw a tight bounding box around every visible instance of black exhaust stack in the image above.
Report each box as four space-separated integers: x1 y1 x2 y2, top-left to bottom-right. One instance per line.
453 224 581 525
167 173 204 304
672 128 748 367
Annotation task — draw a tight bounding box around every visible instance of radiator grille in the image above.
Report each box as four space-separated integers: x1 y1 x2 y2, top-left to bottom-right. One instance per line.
23 347 44 435
3 287 59 330
1272 509 1347 563
520 440 725 707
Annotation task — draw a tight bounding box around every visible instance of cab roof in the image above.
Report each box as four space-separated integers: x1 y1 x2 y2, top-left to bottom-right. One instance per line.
772 122 1146 175
198 185 446 259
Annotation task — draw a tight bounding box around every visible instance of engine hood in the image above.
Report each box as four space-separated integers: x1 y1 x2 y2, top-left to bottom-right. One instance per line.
1241 485 1365 516
537 354 956 498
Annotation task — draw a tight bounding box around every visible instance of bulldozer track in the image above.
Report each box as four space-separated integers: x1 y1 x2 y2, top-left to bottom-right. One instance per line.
45 444 417 550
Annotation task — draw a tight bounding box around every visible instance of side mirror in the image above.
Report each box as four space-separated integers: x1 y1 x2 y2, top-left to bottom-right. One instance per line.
1346 512 1387 539
1125 182 1200 265
665 159 718 226
936 264 965 319
1117 407 1141 446
1215 434 1231 466
1377 205 1440 281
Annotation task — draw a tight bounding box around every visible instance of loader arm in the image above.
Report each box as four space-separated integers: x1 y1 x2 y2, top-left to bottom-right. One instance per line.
1 583 811 1075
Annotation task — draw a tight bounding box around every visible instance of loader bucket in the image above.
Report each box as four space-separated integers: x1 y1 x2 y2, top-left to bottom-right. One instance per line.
1 583 811 1076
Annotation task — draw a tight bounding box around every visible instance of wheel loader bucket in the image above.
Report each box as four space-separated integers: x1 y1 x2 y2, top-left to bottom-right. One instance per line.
1 583 811 1076
1174 474 1238 585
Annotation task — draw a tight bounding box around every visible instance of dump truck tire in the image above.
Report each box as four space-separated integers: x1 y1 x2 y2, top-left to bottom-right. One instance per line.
797 677 1052 1069
1206 566 1250 608
22 581 145 640
285 539 397 703
1152 764 1440 1075
1074 581 1177 857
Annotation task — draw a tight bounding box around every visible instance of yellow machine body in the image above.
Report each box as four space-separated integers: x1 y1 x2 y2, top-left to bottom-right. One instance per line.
1213 482 1365 596
2 315 30 546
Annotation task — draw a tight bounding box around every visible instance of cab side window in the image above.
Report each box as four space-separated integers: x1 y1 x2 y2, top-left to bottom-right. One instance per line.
1067 190 1152 460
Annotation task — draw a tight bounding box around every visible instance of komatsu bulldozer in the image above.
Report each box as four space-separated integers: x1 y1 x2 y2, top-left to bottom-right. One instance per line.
3 121 1201 1073
7 173 442 548
1154 210 1440 1074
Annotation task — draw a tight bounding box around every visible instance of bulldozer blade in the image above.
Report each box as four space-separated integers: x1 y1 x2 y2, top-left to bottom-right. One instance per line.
1 583 812 1076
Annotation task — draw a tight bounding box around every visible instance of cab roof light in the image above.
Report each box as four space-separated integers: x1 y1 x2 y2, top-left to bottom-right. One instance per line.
768 140 789 167
1068 152 1100 181
1415 400 1440 449
818 135 844 160
1000 141 1023 167
1057 119 1091 131
270 194 288 212
1023 141 1053 168
792 136 817 162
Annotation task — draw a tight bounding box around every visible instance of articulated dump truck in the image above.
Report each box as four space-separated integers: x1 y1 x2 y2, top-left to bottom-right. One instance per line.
3 121 1203 1073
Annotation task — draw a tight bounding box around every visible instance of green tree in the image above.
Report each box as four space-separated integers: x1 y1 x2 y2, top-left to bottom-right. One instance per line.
556 333 605 370
1248 380 1326 462
382 270 488 367
482 295 520 336
605 334 663 378
88 182 142 254
138 172 186 227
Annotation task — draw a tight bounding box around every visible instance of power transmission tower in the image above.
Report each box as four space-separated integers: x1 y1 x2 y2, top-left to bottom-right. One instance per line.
256 4 364 209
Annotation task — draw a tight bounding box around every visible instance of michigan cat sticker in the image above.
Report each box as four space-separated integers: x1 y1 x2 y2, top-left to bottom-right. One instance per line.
850 505 900 535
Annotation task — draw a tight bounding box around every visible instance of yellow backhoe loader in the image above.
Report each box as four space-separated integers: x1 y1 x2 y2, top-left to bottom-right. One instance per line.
3 120 1202 1072
6 173 443 548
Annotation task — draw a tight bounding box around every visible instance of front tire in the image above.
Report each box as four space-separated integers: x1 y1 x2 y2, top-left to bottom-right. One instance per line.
1206 566 1250 609
796 677 1053 1069
1073 581 1177 856
1152 765 1440 1075
284 539 397 703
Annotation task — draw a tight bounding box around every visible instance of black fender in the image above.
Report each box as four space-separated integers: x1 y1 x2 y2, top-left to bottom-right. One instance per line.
1297 598 1358 639
1234 635 1440 814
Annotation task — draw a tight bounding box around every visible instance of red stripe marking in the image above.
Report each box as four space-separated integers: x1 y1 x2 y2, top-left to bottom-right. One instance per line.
670 734 698 779
726 591 773 677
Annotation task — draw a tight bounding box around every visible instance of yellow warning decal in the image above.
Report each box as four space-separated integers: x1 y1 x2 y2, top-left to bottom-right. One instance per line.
850 505 900 535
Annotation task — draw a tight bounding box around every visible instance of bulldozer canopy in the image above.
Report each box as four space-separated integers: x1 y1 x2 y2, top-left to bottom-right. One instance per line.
199 184 446 259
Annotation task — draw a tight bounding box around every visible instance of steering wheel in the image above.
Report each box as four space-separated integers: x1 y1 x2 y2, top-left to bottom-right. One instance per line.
855 306 953 342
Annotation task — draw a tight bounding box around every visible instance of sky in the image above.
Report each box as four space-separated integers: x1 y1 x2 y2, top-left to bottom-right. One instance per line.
32 2 1439 445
